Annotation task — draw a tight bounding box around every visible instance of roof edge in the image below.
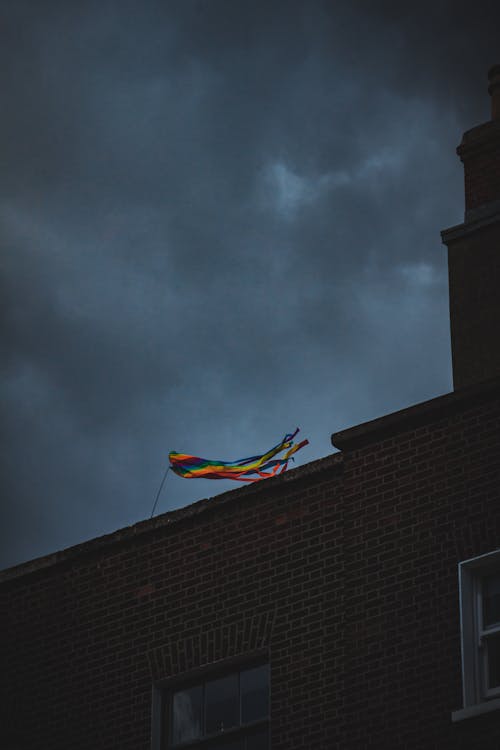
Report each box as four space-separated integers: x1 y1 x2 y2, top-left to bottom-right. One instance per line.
0 452 343 585
331 376 500 451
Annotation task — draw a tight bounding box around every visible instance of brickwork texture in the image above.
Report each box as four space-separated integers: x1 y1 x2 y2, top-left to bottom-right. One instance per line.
1 383 500 750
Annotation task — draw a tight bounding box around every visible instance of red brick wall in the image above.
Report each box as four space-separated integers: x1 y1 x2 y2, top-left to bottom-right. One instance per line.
341 388 500 749
446 221 500 390
1 386 500 750
457 120 500 211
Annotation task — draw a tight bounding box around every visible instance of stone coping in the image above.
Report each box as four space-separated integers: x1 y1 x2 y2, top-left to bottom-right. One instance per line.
331 376 500 451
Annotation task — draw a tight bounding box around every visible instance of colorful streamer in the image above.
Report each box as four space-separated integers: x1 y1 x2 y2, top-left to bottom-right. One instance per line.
169 428 309 482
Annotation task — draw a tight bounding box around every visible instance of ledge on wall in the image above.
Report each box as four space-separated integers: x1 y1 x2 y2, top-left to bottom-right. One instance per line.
331 375 500 451
452 698 500 722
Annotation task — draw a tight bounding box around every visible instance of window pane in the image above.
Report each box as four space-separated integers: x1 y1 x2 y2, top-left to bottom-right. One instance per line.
483 573 500 627
171 685 203 745
205 673 239 735
487 633 500 689
245 727 269 750
241 664 269 724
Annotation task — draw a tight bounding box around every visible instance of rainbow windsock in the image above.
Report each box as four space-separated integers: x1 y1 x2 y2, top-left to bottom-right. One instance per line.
169 429 309 482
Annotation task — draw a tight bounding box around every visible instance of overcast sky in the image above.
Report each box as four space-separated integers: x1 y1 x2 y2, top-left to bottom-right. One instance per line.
1 0 499 569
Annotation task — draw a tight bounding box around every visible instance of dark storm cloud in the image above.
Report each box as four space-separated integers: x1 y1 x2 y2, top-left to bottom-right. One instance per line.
1 0 499 567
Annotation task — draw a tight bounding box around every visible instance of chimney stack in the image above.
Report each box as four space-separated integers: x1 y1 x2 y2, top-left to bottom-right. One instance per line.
488 64 500 121
441 66 500 390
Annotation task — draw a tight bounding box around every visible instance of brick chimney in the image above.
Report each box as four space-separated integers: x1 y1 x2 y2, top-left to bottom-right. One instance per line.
441 65 500 390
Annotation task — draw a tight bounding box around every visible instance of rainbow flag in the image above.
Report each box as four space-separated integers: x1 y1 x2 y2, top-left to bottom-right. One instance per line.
169 429 308 482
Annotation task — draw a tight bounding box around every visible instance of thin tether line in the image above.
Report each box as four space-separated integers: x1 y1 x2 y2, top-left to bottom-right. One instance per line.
150 466 171 519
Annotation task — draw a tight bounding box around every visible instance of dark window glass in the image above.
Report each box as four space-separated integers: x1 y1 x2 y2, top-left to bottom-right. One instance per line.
241 665 269 724
168 664 269 748
205 673 239 735
245 727 269 750
487 633 500 689
483 574 500 627
171 685 203 745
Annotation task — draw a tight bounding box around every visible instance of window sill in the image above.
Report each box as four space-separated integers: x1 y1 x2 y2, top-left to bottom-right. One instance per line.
170 719 268 749
452 698 500 722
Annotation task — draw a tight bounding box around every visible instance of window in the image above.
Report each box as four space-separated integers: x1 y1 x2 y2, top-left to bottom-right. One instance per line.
457 549 500 717
157 662 270 749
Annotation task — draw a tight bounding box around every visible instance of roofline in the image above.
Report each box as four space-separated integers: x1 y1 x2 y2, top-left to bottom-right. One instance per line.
6 376 500 586
331 376 500 451
0 453 343 585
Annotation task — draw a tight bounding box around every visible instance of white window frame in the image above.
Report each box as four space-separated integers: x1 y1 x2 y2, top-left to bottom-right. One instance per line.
151 657 270 750
454 548 500 721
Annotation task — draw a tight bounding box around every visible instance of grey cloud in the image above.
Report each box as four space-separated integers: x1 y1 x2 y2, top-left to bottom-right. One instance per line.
1 0 498 568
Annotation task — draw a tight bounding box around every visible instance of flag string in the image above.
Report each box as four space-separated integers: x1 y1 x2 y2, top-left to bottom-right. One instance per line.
150 466 171 519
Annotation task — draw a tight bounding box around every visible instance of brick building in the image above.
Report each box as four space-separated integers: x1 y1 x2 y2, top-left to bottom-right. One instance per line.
1 67 500 750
